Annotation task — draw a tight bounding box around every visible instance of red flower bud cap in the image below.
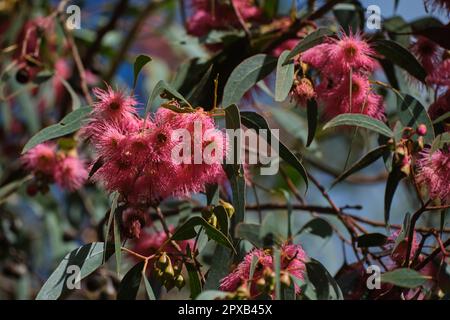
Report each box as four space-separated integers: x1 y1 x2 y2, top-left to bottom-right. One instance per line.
417 124 427 136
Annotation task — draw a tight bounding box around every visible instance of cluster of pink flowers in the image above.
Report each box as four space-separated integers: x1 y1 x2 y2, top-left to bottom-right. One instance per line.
416 147 450 203
22 143 88 192
410 36 443 72
295 32 385 120
83 85 227 207
220 243 307 297
186 0 261 37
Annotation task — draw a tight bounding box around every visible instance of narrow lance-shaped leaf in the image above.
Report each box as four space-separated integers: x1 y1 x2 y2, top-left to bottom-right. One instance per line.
145 80 192 117
332 145 391 186
222 54 277 107
143 275 156 300
275 50 295 102
304 258 343 300
356 233 388 248
171 216 236 253
284 28 334 63
385 166 405 226
298 218 333 239
185 245 202 299
22 106 92 154
381 268 430 289
323 114 394 138
374 39 427 82
273 248 281 300
225 104 246 225
113 212 122 276
133 54 152 89
104 192 119 263
117 261 145 300
60 78 81 110
306 99 318 147
36 242 112 300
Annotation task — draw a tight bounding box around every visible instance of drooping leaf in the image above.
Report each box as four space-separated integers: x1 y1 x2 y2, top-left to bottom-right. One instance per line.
133 54 152 89
304 258 343 300
393 213 411 253
60 78 81 110
145 80 192 117
36 242 112 300
332 145 391 186
284 28 334 63
381 268 429 288
113 212 122 276
117 261 144 300
22 106 92 154
205 183 220 206
333 3 364 35
186 260 202 299
104 192 119 263
273 248 281 300
297 218 333 239
397 94 435 144
249 254 259 285
356 233 388 248
213 205 230 236
384 166 405 226
323 114 394 138
306 99 318 147
275 50 295 102
187 65 213 104
171 216 235 252
143 275 156 300
222 54 277 107
374 39 427 82
225 104 246 225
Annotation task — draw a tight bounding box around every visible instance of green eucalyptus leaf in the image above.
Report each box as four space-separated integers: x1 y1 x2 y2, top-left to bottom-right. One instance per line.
332 145 391 186
298 218 333 239
284 28 334 63
222 54 277 107
171 216 235 252
22 106 92 154
381 268 429 288
36 242 112 300
356 233 388 248
133 54 152 89
374 39 427 82
117 261 144 300
275 50 295 102
323 114 394 138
